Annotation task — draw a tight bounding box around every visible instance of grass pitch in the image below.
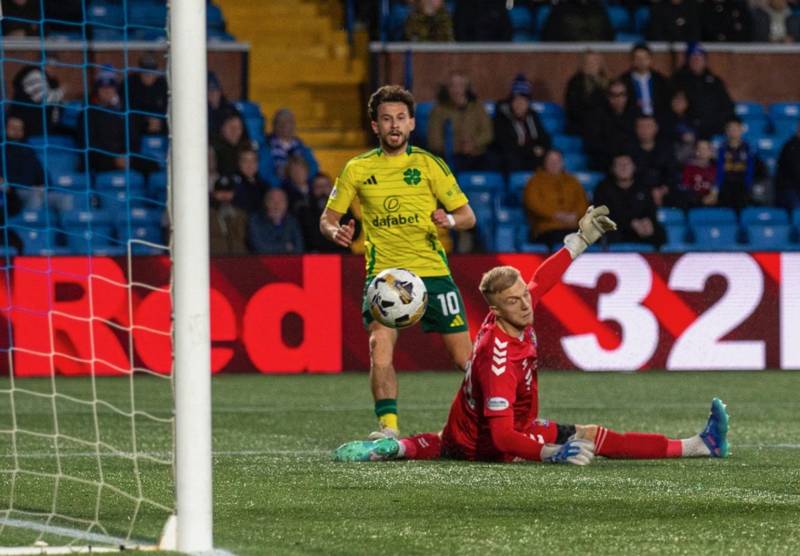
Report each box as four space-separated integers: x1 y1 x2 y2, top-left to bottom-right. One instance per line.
2 371 800 555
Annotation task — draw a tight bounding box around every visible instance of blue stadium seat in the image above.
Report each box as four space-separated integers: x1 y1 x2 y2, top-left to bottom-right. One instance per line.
128 2 166 27
117 225 162 244
742 118 770 137
664 223 688 245
388 3 410 40
28 135 76 148
691 223 740 249
634 6 651 33
64 228 117 253
574 171 603 197
95 171 146 191
50 172 89 191
535 5 551 36
62 209 114 229
483 101 496 118
736 102 765 118
745 224 793 250
755 136 780 157
657 207 685 225
14 228 56 254
55 192 94 213
92 28 124 41
140 134 168 166
509 6 533 32
88 1 124 26
35 146 80 175
772 119 798 140
494 224 516 253
793 208 800 227
615 32 644 43
540 114 564 135
563 153 588 172
508 171 533 195
740 207 789 225
608 6 631 32
412 101 433 148
457 171 505 191
0 246 18 257
552 134 583 153
149 171 168 190
531 101 563 117
688 207 737 225
608 242 656 253
10 209 52 228
769 102 800 120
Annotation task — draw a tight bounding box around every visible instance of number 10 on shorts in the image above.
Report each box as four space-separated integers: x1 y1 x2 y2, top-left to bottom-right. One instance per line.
436 292 460 316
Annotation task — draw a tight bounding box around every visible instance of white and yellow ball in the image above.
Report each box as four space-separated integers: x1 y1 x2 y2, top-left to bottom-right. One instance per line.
367 268 428 329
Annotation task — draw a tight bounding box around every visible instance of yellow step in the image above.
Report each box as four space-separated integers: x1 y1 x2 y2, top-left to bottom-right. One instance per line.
300 128 368 149
315 147 372 177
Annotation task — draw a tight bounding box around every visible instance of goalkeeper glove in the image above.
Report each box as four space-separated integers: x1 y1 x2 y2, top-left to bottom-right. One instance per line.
540 439 595 466
564 205 617 259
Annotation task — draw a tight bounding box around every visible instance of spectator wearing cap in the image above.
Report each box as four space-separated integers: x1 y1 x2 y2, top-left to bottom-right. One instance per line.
405 0 454 42
83 69 130 173
646 0 702 43
670 42 734 138
775 121 800 210
248 188 304 254
584 79 638 171
540 0 615 42
752 0 800 42
207 71 240 140
127 53 168 135
523 149 588 247
618 43 673 124
209 176 249 256
8 56 65 137
492 74 552 173
263 108 318 185
564 51 610 136
428 71 493 172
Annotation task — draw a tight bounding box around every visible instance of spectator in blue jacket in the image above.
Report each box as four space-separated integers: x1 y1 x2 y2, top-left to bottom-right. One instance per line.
248 188 304 254
263 108 318 185
716 117 756 211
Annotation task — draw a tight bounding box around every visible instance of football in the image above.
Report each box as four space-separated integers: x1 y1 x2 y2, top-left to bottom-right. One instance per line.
367 268 428 328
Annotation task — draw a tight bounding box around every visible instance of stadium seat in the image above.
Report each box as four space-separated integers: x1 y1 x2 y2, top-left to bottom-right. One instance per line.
772 119 798 140
140 134 168 166
745 224 793 250
736 101 765 118
508 172 532 195
615 32 644 43
634 6 651 33
657 207 685 225
755 136 780 158
540 114 565 135
62 209 114 229
607 242 656 253
10 209 52 228
55 192 94 213
95 171 146 191
691 223 740 249
742 118 770 137
608 7 631 32
531 101 563 117
64 228 117 254
494 224 516 253
534 5 551 36
0 246 18 257
92 28 124 41
149 171 168 191
574 171 603 198
563 153 588 172
412 101 433 148
664 223 688 245
552 134 583 153
793 208 800 227
688 207 737 226
483 101 496 118
740 207 789 225
50 172 89 191
128 2 166 27
457 171 505 191
28 135 76 148
11 228 56 254
388 3 410 40
509 6 533 33
88 1 124 26
769 102 800 120
35 146 80 175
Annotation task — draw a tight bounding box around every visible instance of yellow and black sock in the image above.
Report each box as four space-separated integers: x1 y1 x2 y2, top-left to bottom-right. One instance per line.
375 399 398 432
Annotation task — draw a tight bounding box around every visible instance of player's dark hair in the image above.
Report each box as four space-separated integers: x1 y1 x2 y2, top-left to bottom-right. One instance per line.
368 85 415 122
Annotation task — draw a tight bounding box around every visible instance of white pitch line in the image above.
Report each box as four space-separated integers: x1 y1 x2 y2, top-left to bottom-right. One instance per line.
0 518 144 549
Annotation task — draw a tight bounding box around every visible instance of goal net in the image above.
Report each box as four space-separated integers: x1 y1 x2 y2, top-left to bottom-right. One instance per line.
0 1 212 552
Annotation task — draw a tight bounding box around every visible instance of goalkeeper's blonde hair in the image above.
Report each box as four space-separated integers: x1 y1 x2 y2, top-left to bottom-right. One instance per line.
479 266 521 304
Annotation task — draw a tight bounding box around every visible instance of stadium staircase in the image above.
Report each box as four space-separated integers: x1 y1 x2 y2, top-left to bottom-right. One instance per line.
216 0 371 176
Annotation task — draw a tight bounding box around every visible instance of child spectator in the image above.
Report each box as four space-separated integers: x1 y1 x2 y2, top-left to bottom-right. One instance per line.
230 148 268 213
405 0 454 42
209 176 249 256
523 150 589 247
680 139 719 207
775 121 800 209
212 113 251 177
492 74 551 173
248 188 304 254
564 51 609 135
263 108 318 184
717 117 756 210
752 0 800 42
428 71 493 171
593 154 666 247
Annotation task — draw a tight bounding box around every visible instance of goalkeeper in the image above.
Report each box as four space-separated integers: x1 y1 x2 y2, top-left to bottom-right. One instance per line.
334 206 730 465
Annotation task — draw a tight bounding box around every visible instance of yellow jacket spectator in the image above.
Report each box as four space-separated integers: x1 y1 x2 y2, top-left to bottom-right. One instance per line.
523 150 589 247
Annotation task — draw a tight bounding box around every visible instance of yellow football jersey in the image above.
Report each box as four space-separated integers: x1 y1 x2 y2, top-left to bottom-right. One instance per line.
326 145 469 277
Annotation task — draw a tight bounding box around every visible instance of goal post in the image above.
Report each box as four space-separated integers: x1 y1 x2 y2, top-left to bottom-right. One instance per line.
169 0 213 552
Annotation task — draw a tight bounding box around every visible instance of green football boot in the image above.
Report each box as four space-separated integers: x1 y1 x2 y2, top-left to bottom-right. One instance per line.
332 438 401 462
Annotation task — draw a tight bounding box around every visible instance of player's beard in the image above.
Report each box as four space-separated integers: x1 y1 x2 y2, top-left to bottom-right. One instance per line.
380 129 410 154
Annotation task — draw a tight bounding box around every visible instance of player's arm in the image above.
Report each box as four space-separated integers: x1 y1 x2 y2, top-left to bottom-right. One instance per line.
528 205 617 301
320 207 356 248
487 416 594 465
431 203 476 231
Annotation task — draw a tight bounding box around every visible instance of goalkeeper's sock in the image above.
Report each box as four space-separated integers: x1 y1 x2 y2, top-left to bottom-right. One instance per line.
399 433 442 460
375 399 398 433
680 434 712 457
595 427 681 459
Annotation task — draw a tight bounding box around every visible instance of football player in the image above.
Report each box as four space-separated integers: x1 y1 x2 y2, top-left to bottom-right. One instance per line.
334 206 730 465
320 85 475 439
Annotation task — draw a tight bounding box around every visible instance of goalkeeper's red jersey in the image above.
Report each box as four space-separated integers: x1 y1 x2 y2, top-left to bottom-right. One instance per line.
441 248 572 462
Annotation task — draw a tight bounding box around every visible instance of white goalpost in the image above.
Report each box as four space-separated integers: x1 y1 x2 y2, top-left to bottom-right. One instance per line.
169 0 214 552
